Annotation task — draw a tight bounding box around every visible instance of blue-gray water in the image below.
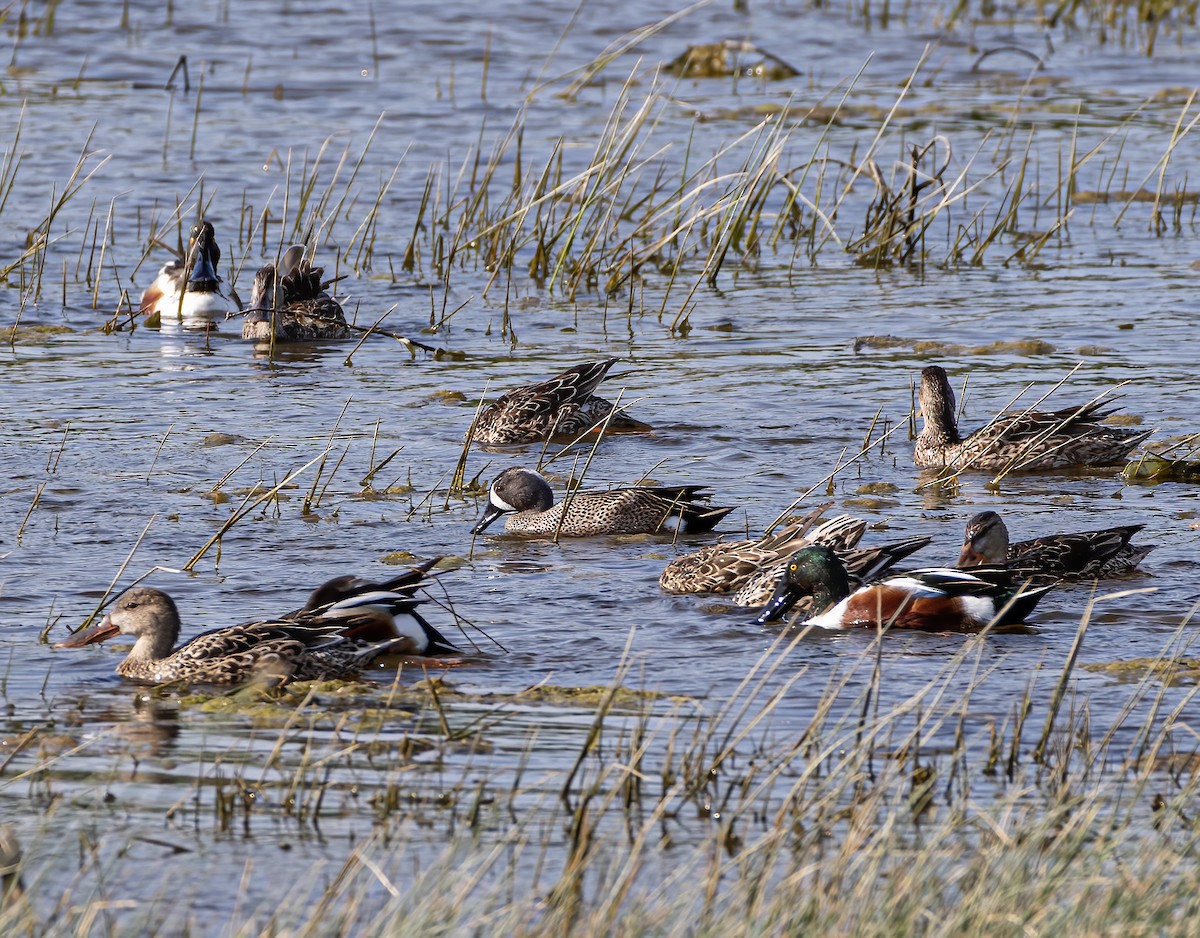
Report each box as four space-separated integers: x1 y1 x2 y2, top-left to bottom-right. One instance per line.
0 0 1198 929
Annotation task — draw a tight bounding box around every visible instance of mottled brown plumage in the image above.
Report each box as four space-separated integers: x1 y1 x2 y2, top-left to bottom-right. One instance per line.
914 365 1151 472
658 508 867 595
242 244 349 342
472 359 650 445
56 579 459 686
957 510 1153 582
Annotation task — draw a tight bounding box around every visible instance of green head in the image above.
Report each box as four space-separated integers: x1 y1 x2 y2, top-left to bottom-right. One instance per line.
753 545 851 625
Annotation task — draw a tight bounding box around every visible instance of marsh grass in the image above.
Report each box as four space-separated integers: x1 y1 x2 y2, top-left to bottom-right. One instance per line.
370 54 1198 335
7 607 1200 934
1 37 1194 337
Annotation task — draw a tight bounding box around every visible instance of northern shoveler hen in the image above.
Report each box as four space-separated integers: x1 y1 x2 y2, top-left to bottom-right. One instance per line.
140 221 240 329
56 584 459 685
472 359 651 445
914 365 1151 472
754 545 1054 630
241 244 350 342
957 510 1153 582
471 466 732 536
730 534 933 608
658 507 867 595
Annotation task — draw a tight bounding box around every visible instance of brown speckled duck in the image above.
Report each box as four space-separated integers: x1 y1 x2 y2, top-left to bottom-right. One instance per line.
471 359 651 445
241 245 350 342
471 466 732 536
658 508 868 595
957 510 1153 582
56 580 459 686
914 365 1151 472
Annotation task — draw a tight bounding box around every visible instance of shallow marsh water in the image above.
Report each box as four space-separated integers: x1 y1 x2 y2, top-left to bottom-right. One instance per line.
1 0 1199 930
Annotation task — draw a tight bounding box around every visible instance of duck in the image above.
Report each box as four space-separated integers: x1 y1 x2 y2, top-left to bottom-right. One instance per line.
471 466 732 536
241 244 351 342
914 365 1151 472
754 545 1054 630
730 534 934 608
56 583 460 686
471 359 651 445
957 510 1153 582
289 557 440 616
140 221 241 329
285 559 454 644
658 506 868 594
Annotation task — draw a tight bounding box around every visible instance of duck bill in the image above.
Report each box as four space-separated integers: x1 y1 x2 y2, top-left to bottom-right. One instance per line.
55 616 119 648
957 544 988 568
753 581 802 626
471 503 505 535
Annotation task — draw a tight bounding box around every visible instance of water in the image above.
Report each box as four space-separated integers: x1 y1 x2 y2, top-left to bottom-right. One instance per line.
1 0 1198 929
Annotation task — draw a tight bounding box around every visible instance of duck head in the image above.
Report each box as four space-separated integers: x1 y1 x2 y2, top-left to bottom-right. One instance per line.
753 545 851 626
958 510 1010 567
56 587 181 662
471 467 554 534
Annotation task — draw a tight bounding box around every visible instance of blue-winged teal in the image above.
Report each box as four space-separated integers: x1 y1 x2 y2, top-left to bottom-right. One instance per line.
658 507 867 595
754 545 1054 630
472 359 651 445
957 510 1153 582
471 466 732 536
915 365 1151 472
731 534 933 608
56 581 459 685
241 244 350 342
140 221 241 329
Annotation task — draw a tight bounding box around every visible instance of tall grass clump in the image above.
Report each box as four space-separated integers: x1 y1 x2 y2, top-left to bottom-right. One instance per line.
6 604 1200 934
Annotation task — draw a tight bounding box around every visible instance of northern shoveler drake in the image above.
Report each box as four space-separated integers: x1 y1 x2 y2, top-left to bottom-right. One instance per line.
730 534 934 608
753 544 1054 630
140 221 240 329
471 466 732 536
241 244 350 342
915 365 1151 472
284 559 452 644
658 507 867 594
56 582 459 685
471 359 651 445
957 510 1153 582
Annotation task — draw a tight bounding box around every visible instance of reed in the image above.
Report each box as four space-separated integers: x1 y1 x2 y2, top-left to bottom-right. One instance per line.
12 605 1196 933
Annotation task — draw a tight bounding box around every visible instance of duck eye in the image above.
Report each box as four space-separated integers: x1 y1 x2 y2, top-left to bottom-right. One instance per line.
789 563 797 572
125 601 140 609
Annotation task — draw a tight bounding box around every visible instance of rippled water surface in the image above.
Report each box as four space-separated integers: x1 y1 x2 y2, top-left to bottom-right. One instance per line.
1 0 1198 929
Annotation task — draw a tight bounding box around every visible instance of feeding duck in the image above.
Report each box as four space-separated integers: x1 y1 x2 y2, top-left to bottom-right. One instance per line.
285 559 452 644
730 534 934 608
241 244 350 342
914 365 1151 472
56 583 460 686
472 359 651 445
471 466 732 536
140 221 240 329
658 507 867 594
957 510 1153 582
754 545 1054 630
